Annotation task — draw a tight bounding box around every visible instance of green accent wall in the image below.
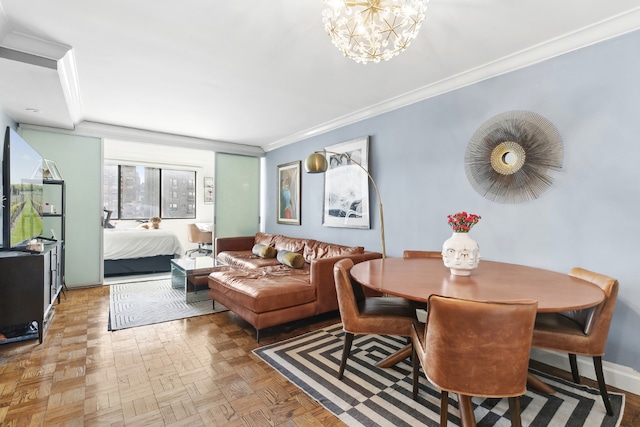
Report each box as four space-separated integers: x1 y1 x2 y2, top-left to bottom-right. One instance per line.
21 129 102 287
215 153 260 238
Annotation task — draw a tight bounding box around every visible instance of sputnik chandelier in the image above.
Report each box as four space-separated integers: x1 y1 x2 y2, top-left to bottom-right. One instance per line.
322 0 429 64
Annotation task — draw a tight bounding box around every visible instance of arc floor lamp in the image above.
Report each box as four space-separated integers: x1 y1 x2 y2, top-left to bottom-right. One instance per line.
305 151 386 258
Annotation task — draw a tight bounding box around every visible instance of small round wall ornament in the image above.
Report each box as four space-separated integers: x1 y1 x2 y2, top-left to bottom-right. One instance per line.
464 111 563 204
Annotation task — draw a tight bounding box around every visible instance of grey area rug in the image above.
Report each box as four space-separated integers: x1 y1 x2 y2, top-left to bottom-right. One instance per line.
254 324 625 427
109 279 227 331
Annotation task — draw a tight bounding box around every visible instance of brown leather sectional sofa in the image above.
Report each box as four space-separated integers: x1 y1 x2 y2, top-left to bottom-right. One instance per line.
208 232 382 341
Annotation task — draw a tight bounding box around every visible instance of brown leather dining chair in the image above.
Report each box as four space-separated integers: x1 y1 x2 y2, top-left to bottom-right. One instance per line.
333 258 417 380
403 250 442 258
532 267 618 415
412 295 537 427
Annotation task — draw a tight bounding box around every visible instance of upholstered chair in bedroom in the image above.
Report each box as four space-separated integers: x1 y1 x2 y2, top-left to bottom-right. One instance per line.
185 223 212 257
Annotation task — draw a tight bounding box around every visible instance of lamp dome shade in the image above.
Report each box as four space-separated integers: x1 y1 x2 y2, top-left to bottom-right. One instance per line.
304 153 328 173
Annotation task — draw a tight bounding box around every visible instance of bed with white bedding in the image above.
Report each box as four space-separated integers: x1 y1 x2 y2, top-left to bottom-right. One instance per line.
104 228 183 276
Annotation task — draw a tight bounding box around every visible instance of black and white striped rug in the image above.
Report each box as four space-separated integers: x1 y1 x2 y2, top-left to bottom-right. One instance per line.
109 279 227 331
254 324 624 427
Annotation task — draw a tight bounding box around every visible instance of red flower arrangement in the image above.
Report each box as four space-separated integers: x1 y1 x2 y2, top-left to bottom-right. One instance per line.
447 212 481 233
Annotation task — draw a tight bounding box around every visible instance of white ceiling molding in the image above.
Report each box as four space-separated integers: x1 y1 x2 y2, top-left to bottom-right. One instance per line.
57 50 82 123
1 30 70 60
0 4 11 41
20 121 265 157
262 6 640 152
0 29 79 129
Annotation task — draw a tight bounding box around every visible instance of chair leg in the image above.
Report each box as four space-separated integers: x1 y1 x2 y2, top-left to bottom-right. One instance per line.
440 391 449 426
568 353 580 383
412 344 419 400
593 356 614 416
457 394 476 427
508 397 522 427
338 332 354 380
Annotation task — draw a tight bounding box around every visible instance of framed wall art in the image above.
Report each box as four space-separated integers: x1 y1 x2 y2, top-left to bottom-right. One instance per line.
277 161 301 225
203 176 214 204
323 136 370 229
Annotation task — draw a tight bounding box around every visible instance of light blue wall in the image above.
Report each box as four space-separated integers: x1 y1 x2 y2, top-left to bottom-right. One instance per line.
265 30 640 371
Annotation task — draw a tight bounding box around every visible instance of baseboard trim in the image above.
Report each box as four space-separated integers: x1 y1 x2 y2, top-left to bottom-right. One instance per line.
531 349 640 395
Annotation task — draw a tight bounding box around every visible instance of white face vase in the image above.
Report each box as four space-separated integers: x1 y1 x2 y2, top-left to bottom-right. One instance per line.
442 233 480 276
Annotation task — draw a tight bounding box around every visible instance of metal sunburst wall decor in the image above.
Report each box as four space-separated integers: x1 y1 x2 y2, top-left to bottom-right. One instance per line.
464 111 563 204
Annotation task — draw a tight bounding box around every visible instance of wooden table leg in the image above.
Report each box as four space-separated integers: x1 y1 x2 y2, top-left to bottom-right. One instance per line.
527 372 556 394
375 343 412 368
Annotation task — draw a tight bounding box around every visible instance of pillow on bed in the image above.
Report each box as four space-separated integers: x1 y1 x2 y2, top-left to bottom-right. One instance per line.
277 250 306 269
252 243 277 258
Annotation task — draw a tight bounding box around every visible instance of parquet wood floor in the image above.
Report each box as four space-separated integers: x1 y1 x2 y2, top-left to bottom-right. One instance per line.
0 285 638 426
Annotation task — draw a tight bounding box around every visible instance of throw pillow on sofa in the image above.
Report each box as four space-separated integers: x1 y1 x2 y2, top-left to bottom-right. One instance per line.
252 243 277 258
277 250 306 269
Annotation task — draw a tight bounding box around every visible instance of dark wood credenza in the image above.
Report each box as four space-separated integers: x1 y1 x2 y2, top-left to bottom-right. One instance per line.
0 241 63 344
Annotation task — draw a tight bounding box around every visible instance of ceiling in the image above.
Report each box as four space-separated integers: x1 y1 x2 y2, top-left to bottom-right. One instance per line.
0 1 639 153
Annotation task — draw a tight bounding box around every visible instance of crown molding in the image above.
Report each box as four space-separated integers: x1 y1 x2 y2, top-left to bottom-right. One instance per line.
20 121 266 157
0 4 11 41
57 50 82 123
1 30 70 60
262 6 640 152
0 28 82 126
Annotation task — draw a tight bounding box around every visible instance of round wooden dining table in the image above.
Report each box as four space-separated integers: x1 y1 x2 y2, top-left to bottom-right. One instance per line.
349 257 606 394
350 258 605 312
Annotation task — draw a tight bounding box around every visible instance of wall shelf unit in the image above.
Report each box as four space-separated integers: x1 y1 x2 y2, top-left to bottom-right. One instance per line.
42 179 66 292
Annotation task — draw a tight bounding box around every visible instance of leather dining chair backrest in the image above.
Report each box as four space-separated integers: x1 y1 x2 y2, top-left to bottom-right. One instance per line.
333 258 417 380
560 267 617 338
403 250 442 259
334 258 361 330
423 295 537 398
533 267 618 356
531 267 619 415
334 258 415 336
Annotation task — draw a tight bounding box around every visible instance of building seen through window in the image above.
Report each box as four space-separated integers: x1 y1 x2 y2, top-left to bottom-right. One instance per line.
103 164 196 220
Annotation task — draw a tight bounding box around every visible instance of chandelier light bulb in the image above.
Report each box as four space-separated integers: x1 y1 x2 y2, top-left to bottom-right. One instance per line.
322 0 429 64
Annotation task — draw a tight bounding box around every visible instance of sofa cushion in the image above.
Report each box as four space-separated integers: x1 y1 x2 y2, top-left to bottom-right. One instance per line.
208 265 314 313
273 235 307 254
277 250 306 269
252 243 277 258
303 239 364 262
254 232 278 246
217 250 280 269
